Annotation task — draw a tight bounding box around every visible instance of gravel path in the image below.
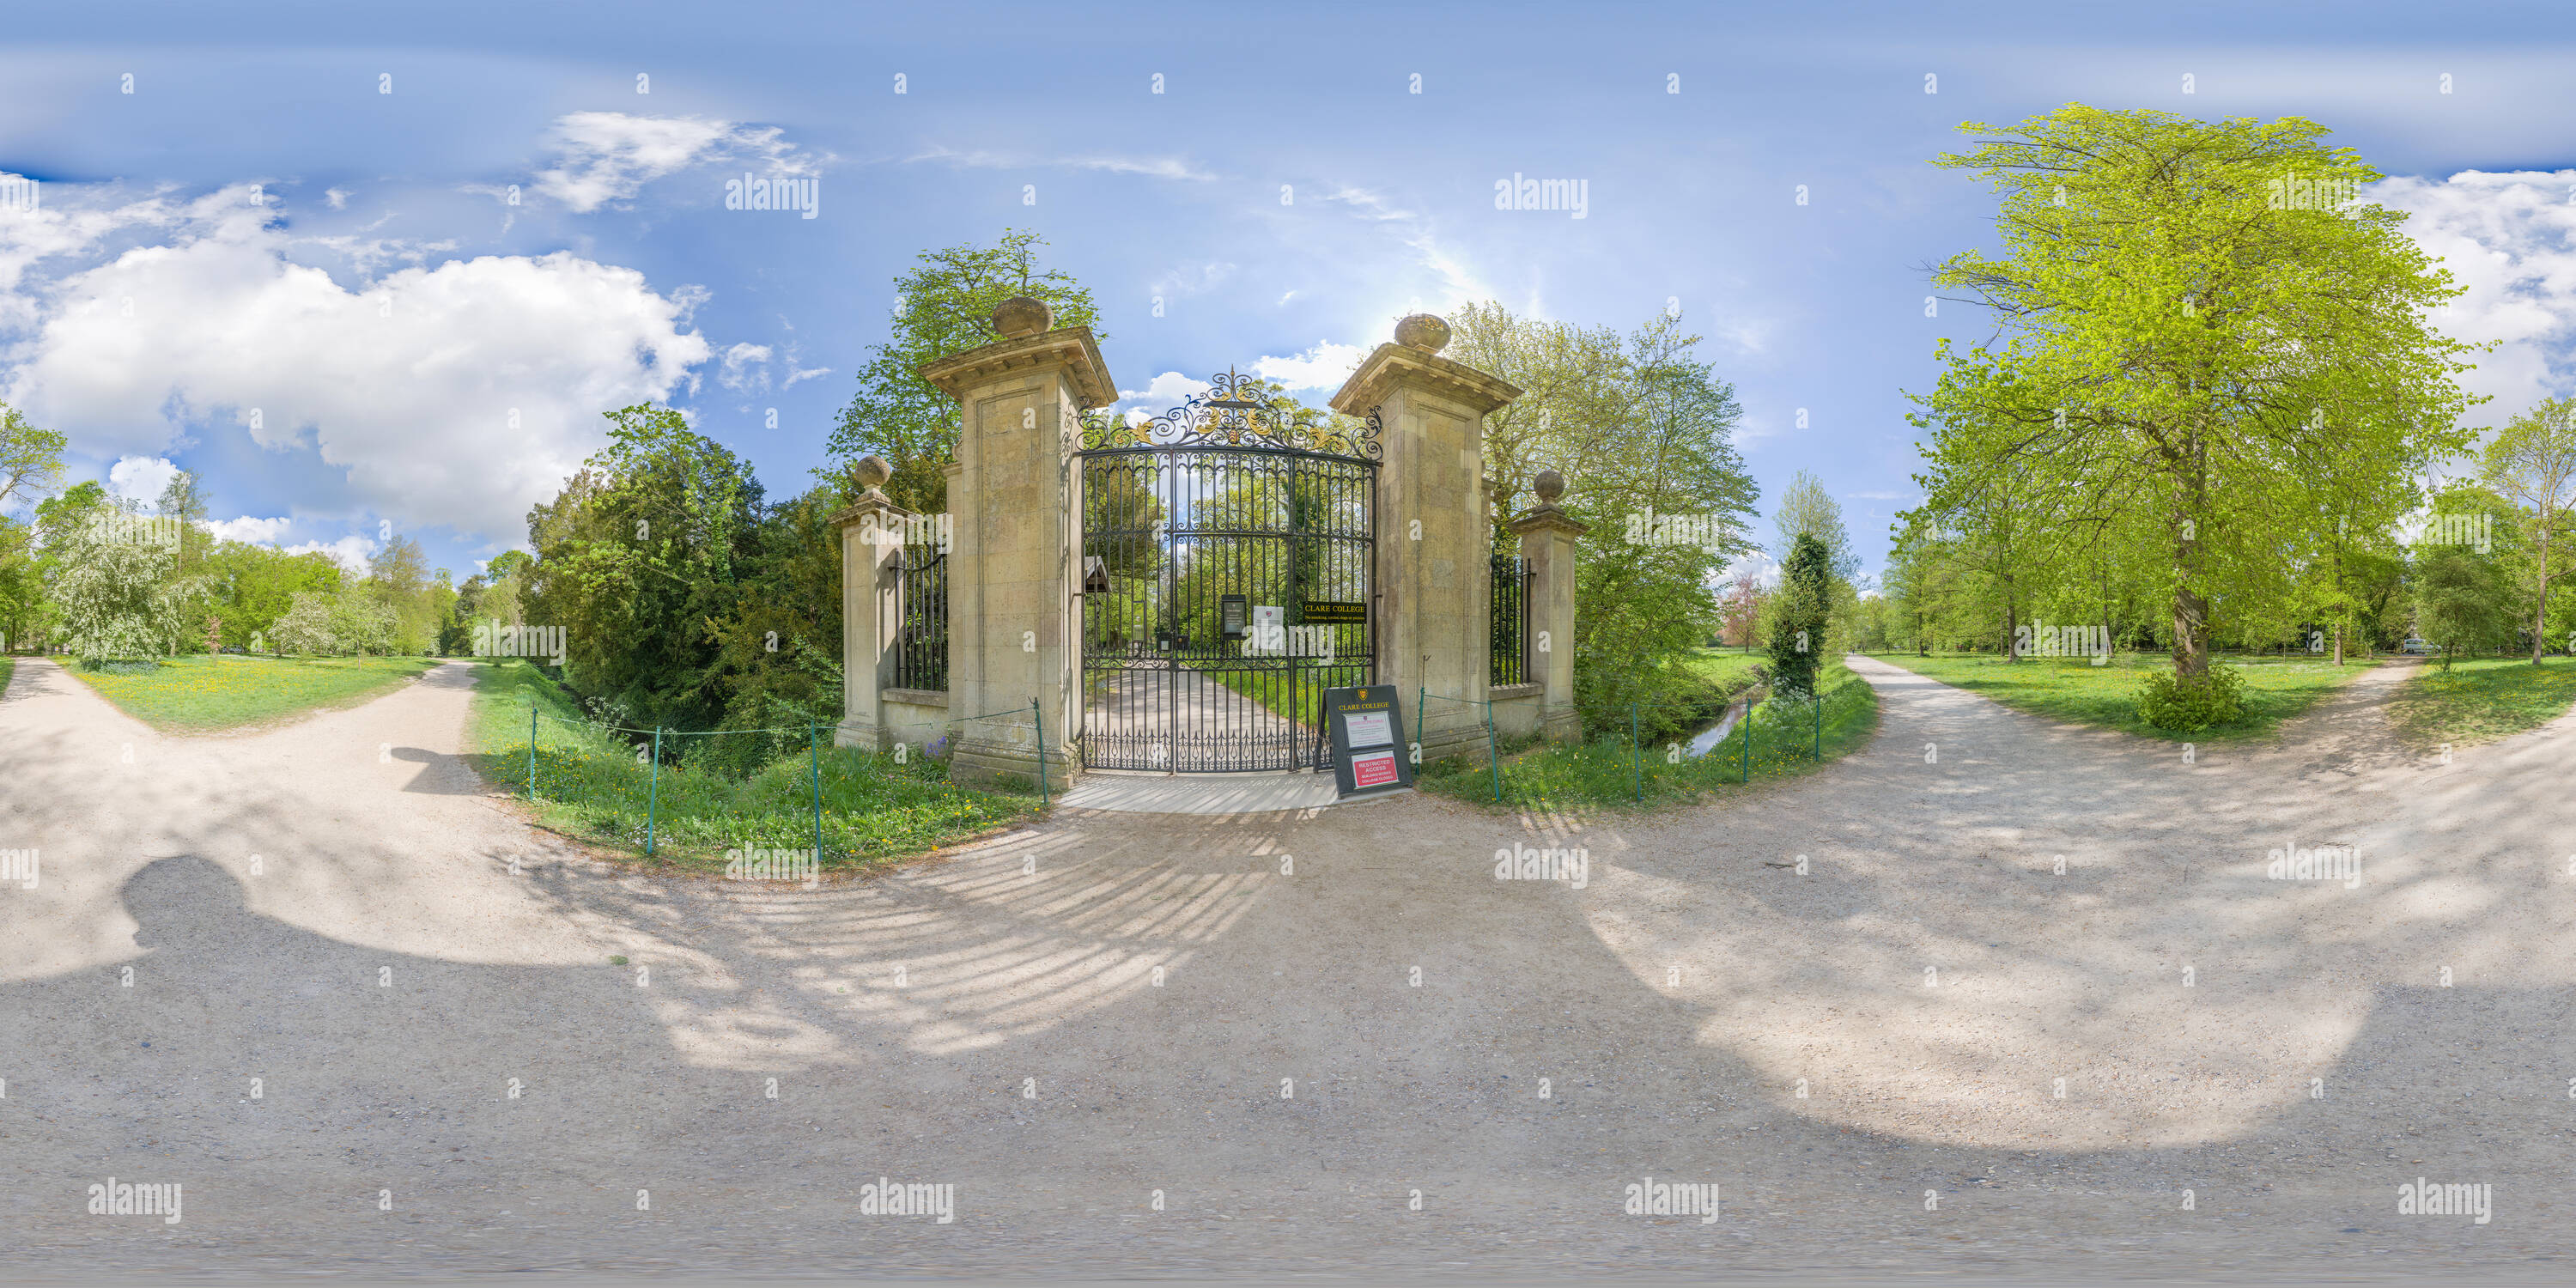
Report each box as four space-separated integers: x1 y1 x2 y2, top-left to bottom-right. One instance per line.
3 653 2571 1281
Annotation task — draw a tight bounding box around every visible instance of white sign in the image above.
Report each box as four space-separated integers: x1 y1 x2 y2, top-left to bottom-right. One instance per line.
1343 710 1394 749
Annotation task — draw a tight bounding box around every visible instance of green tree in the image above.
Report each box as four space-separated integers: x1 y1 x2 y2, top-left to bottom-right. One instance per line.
155 469 211 574
50 507 207 661
2480 396 2576 663
0 403 66 513
1768 533 1832 697
1912 105 2485 684
526 404 762 733
271 586 396 657
827 229 1102 513
1452 306 1760 732
2414 545 2512 669
1773 471 1861 583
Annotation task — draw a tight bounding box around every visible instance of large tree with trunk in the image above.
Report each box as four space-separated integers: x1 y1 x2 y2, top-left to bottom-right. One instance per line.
1908 106 2483 688
2480 395 2576 664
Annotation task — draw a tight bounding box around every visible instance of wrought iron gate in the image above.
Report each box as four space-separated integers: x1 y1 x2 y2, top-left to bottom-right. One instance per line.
1077 370 1376 772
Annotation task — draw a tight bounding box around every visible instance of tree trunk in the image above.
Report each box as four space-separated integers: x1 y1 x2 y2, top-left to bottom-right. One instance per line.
2534 503 2551 665
2002 581 2019 661
2172 444 2209 678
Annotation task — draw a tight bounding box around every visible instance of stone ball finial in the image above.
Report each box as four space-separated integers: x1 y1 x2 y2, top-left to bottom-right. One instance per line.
854 454 893 491
1394 313 1451 354
1534 468 1565 504
993 296 1053 339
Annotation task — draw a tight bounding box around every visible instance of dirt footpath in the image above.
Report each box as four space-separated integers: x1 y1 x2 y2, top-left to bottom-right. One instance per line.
2 654 2571 1281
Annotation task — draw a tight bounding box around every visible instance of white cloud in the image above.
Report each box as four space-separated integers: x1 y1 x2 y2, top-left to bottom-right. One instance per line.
719 342 773 392
1 181 713 543
106 454 179 503
2375 170 2576 423
532 112 819 213
1253 342 1365 392
283 535 378 573
205 515 292 544
325 188 350 210
1115 371 1212 416
1151 261 1236 300
908 145 1216 183
782 363 831 387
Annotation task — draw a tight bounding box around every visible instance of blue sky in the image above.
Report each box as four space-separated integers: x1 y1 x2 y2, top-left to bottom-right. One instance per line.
3 0 2573 584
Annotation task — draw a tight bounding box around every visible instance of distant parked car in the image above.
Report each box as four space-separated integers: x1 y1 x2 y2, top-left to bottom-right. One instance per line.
220 646 247 654
2400 637 2436 655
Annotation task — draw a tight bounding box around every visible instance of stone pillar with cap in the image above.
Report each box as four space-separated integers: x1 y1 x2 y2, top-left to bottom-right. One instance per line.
1327 314 1522 767
915 297 1112 792
1510 468 1589 744
833 454 913 752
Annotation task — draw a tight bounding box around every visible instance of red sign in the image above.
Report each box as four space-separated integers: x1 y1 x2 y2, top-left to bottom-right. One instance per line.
1351 749 1400 788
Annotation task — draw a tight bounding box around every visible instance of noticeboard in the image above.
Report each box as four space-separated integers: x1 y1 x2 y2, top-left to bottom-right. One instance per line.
1321 684 1411 799
1302 601 1368 625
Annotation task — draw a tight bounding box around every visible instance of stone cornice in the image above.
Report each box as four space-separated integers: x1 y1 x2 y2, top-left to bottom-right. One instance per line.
1508 504 1590 538
917 325 1117 409
831 491 913 530
1327 343 1523 417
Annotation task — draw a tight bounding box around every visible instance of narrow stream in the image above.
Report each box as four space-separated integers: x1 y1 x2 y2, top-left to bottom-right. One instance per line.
1683 688 1759 756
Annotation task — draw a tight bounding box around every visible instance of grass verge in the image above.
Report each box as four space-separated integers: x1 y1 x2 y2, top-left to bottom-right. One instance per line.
0 657 14 696
1867 651 2372 742
64 653 440 732
2384 656 2576 750
1422 659 1878 810
465 658 1042 873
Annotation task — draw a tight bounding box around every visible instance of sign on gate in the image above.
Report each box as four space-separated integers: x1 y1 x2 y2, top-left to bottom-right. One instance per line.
1303 601 1367 624
1321 684 1411 798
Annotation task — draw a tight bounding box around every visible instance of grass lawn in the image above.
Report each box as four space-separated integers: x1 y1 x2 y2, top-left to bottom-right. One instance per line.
66 653 440 732
1422 659 1878 810
1867 650 2372 742
465 659 1042 874
2384 656 2576 750
1683 648 1765 691
0 657 13 696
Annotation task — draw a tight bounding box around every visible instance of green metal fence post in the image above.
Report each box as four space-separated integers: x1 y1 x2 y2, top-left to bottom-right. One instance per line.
809 720 823 861
1485 696 1501 803
645 726 663 857
1630 702 1641 802
1814 690 1822 758
526 706 537 799
1032 699 1048 811
1741 694 1751 783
